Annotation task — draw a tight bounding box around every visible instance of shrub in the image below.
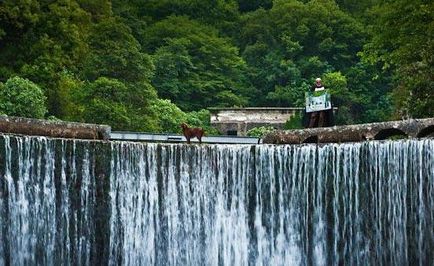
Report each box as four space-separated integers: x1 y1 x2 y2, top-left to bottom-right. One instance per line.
0 76 47 118
284 113 303 129
151 99 187 133
247 126 275 138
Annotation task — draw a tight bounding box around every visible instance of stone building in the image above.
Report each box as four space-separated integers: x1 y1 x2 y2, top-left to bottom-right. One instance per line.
209 107 303 136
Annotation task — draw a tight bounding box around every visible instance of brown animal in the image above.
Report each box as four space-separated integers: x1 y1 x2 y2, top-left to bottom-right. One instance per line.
180 123 204 144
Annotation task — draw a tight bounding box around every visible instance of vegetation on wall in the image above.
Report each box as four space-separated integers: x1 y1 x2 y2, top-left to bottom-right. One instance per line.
247 126 275 138
0 0 431 133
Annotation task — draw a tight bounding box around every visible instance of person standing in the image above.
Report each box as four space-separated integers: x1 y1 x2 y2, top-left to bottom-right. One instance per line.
308 78 326 128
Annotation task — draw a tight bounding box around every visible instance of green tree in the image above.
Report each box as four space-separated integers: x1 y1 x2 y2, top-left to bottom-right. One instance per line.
0 0 41 79
151 99 188 133
238 0 365 108
56 71 85 120
0 0 422 129
0 0 96 118
237 0 273 12
0 76 47 118
76 77 159 131
147 16 249 111
362 0 434 118
81 17 154 83
335 0 378 15
150 99 219 134
151 38 196 105
344 62 393 122
113 0 240 36
77 0 112 21
323 72 354 125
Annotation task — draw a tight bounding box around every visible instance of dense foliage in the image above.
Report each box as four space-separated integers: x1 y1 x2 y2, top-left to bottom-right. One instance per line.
361 0 433 118
0 0 431 132
0 77 47 118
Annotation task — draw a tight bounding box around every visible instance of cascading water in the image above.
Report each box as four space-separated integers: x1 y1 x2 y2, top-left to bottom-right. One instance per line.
0 134 433 265
0 136 106 266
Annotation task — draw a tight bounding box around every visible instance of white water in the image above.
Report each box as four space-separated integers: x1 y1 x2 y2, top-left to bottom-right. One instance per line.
0 135 433 265
0 137 97 265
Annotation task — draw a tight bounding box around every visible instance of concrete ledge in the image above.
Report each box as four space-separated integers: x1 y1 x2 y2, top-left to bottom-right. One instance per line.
110 131 262 144
0 116 111 140
263 118 434 144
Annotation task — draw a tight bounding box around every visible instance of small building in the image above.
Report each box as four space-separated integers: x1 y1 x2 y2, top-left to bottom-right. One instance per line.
209 107 303 136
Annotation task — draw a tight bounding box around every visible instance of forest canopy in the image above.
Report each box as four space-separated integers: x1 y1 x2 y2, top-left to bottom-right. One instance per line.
0 0 432 133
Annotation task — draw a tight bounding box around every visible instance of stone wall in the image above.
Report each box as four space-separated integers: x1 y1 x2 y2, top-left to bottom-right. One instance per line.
263 118 434 144
0 115 111 140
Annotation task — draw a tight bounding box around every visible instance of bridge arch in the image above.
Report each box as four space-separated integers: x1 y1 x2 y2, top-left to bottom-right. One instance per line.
303 135 318 144
374 128 408 140
417 125 434 138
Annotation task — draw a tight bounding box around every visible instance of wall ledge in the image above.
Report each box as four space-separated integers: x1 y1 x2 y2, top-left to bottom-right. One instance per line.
0 115 111 140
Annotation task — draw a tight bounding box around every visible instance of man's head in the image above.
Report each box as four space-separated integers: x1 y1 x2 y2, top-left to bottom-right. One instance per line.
315 78 322 85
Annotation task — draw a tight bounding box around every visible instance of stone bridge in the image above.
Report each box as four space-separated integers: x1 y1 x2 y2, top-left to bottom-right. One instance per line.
263 118 434 144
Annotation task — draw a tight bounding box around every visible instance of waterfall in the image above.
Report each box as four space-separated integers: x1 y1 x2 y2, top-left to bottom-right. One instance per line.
0 136 102 266
0 135 433 265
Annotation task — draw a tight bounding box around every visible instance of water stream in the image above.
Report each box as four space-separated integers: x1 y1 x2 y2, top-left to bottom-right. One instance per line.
0 135 433 265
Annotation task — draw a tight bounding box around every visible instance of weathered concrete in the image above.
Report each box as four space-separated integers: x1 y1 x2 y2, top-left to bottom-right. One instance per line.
209 107 303 136
0 115 111 140
110 131 262 144
263 118 434 144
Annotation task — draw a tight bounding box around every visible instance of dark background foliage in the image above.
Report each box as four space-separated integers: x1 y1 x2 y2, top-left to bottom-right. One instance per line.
0 0 431 132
